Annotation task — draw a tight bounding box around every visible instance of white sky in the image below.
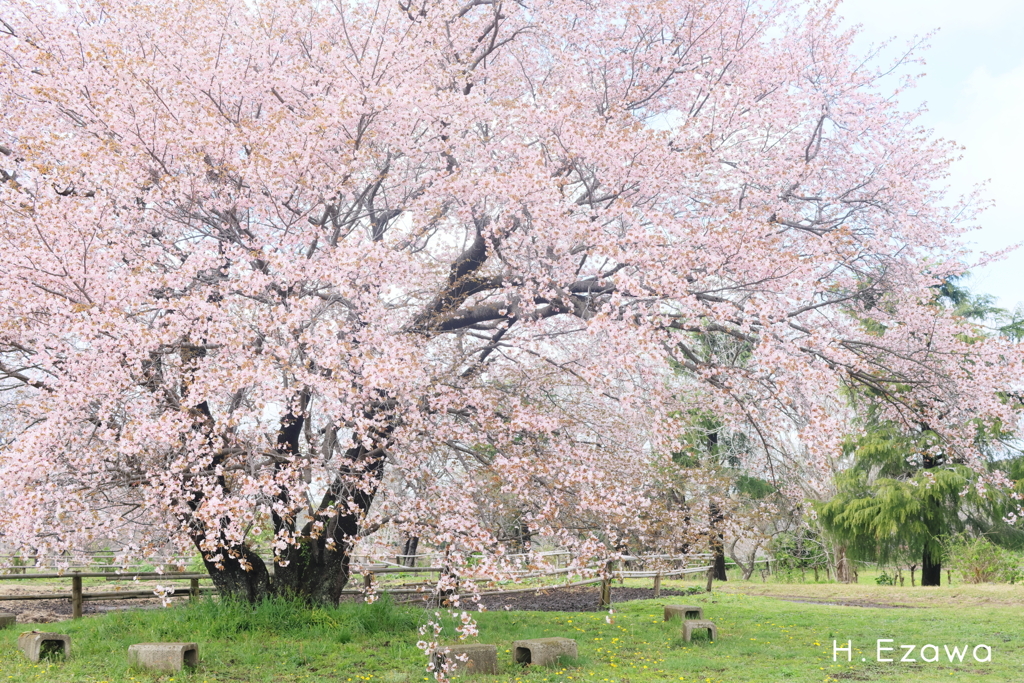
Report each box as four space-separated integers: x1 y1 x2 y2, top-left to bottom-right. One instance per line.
836 0 1024 312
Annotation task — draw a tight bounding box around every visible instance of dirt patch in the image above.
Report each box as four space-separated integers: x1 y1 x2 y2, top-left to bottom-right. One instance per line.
0 578 194 623
772 597 914 609
713 580 1024 608
826 671 875 680
0 596 180 624
472 585 695 612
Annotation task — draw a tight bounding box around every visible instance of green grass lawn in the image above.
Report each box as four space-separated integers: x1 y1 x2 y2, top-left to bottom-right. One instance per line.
1 580 1021 683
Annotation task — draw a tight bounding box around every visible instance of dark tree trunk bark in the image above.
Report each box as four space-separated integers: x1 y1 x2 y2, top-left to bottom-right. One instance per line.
709 502 727 581
713 546 728 581
272 405 393 605
921 544 941 586
265 390 352 605
199 545 272 602
514 518 532 553
179 346 276 603
705 429 728 582
187 382 393 606
272 531 355 605
920 445 941 587
402 537 419 568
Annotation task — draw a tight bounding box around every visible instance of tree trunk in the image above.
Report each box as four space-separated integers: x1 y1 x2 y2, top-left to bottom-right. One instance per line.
713 547 727 580
180 352 277 603
709 502 727 581
272 529 356 605
921 544 941 586
191 388 393 606
192 486 362 606
402 536 419 568
199 545 273 603
272 433 389 604
514 518 533 553
834 544 855 584
726 538 757 580
920 448 941 587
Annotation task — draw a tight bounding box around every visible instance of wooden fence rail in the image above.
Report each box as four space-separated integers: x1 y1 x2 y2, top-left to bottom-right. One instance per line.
0 553 737 618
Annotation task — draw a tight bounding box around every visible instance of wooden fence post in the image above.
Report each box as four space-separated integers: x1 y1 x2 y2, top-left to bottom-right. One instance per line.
71 573 83 619
190 578 200 601
599 561 612 609
363 572 373 602
653 571 661 598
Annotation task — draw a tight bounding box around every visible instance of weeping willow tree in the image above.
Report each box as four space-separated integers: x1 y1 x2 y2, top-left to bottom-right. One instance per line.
817 425 1023 586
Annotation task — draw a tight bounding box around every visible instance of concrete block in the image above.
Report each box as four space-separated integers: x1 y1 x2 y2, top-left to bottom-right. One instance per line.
0 613 16 629
432 643 498 675
17 631 71 662
512 637 577 666
664 605 703 621
682 619 717 642
128 642 199 672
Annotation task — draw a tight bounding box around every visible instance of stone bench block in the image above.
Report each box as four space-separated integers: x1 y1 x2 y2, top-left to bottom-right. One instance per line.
683 619 717 642
128 642 199 672
432 643 498 675
513 637 577 666
664 604 703 621
18 631 71 662
0 613 16 629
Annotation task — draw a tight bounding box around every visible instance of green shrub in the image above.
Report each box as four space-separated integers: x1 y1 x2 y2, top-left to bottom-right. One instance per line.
943 534 1022 584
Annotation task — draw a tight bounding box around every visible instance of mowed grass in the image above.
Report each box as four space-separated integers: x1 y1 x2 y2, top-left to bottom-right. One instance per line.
0 581 1021 683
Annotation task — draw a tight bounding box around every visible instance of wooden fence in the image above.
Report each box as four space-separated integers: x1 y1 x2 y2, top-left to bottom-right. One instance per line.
0 552 727 619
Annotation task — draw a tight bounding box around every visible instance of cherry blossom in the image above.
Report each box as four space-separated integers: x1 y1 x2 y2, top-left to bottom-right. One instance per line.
0 0 1019 605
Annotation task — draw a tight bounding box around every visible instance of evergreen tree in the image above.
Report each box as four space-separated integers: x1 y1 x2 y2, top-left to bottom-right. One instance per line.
818 425 1024 585
820 278 1024 586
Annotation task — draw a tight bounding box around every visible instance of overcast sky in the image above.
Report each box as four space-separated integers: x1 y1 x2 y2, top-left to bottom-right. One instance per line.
835 0 1024 312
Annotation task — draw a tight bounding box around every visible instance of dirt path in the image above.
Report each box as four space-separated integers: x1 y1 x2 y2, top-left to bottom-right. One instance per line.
710 580 1024 608
769 596 914 609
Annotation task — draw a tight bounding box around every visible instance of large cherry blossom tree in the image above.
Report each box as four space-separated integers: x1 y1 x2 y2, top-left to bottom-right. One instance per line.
0 0 1019 604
